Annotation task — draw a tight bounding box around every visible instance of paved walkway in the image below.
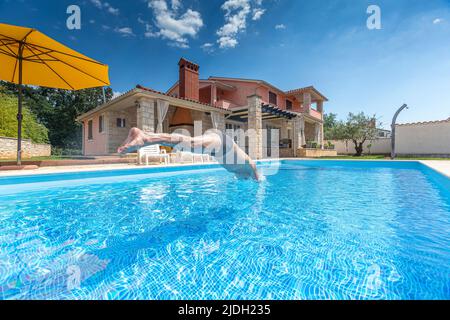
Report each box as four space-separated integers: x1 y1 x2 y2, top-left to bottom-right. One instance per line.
421 160 450 178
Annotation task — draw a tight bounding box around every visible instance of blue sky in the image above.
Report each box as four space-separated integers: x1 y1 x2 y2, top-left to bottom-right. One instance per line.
1 0 450 127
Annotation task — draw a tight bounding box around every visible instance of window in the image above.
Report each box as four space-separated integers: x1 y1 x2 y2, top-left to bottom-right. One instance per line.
88 120 93 140
269 91 277 105
116 118 126 128
286 100 293 110
99 115 104 133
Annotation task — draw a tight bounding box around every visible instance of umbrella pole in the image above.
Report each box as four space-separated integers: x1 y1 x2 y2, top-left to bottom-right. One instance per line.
17 42 24 166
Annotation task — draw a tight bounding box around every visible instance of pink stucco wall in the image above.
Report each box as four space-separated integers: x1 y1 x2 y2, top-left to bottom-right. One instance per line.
167 85 179 97
199 86 211 104
83 113 108 156
168 78 324 120
213 80 303 111
169 79 307 112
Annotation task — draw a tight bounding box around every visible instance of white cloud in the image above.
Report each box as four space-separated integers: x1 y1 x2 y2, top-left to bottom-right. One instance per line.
216 0 251 48
147 0 204 48
144 24 158 38
115 27 135 37
275 24 286 30
252 8 265 21
137 17 158 38
106 5 119 15
201 42 215 53
216 0 267 49
171 0 181 11
433 18 443 24
112 91 123 99
90 0 119 15
90 0 102 9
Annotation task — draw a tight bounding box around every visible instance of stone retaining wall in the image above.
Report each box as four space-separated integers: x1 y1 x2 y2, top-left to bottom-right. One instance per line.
297 148 338 158
0 136 51 160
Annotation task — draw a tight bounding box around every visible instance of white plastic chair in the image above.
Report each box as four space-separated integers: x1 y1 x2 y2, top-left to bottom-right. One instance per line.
175 151 211 164
138 145 169 165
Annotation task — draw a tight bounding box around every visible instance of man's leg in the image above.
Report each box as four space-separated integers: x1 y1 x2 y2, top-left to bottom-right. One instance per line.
118 128 259 180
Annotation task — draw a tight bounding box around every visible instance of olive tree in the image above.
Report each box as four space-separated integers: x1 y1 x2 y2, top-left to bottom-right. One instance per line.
343 112 379 156
326 112 379 156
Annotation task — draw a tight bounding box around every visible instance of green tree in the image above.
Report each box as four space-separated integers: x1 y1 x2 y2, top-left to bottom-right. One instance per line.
0 82 113 150
343 112 379 156
0 91 49 143
323 113 338 140
325 112 379 156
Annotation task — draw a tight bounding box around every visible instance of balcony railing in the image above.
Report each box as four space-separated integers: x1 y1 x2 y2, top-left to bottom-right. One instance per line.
215 99 237 109
309 108 323 120
297 106 323 120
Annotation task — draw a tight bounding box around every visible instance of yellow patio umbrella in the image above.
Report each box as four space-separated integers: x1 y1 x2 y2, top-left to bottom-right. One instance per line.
0 23 110 165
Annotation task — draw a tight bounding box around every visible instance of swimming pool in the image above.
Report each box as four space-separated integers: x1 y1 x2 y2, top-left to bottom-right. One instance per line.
0 160 449 300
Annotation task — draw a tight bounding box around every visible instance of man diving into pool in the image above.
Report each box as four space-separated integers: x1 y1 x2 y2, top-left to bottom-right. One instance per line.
118 127 260 181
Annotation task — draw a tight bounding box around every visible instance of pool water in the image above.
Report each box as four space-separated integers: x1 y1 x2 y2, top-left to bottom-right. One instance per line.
0 161 449 300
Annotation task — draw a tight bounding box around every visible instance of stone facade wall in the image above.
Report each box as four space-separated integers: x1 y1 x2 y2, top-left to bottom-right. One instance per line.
247 95 263 159
297 148 337 158
292 117 303 156
202 113 214 133
212 112 226 133
166 106 177 133
191 110 209 135
137 98 156 134
107 107 137 154
0 137 51 160
304 122 316 142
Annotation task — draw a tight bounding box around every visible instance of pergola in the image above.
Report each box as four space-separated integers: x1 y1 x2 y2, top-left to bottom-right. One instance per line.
226 103 297 122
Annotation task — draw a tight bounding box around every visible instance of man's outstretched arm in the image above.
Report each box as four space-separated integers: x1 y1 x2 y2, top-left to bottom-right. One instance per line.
118 128 259 181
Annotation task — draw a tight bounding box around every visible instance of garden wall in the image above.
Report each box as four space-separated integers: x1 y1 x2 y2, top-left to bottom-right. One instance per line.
396 120 450 157
329 119 450 157
329 138 391 155
0 136 51 159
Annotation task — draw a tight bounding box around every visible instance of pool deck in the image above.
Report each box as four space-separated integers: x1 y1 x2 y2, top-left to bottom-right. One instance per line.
420 160 450 178
0 162 219 177
0 159 449 179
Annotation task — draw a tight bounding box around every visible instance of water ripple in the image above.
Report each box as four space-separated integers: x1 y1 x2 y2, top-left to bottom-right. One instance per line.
0 162 449 299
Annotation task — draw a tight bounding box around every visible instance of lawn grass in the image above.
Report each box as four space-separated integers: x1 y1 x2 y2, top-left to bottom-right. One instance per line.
322 155 386 160
321 155 450 161
0 155 65 162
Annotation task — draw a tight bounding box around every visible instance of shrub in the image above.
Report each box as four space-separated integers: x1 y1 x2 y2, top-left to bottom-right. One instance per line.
0 92 49 144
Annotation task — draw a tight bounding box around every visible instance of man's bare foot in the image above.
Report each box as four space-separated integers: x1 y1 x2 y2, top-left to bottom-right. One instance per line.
117 128 146 154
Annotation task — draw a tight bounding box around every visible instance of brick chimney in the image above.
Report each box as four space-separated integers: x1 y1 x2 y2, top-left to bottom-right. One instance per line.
179 58 199 101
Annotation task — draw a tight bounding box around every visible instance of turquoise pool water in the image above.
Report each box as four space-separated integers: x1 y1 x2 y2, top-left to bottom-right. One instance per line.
0 160 449 300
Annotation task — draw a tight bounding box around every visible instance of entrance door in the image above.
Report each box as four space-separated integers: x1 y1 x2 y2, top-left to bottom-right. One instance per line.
266 125 279 158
